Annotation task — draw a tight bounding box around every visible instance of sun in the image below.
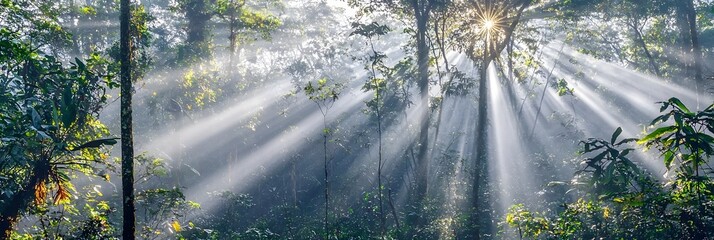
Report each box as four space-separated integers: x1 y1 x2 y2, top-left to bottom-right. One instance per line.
474 4 506 40
483 19 495 30
477 16 503 45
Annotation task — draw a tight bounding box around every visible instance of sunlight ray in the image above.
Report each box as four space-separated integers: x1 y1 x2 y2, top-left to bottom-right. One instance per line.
487 63 540 214
183 89 372 213
142 81 293 157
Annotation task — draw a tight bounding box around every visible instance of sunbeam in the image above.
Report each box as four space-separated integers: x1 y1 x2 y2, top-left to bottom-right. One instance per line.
184 89 372 213
7 0 714 239
143 81 293 158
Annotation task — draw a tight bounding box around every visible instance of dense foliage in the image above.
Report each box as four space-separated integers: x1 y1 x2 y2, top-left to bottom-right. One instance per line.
506 98 714 239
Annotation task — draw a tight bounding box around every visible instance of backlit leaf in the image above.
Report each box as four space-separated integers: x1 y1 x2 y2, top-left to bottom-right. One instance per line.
171 220 181 232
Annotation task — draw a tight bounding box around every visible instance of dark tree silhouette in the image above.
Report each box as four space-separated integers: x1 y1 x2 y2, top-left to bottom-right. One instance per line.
120 0 136 238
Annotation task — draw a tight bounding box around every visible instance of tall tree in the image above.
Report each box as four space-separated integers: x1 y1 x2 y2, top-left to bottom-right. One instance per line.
119 0 136 238
410 0 436 228
213 0 281 79
213 0 281 60
683 0 704 83
347 0 438 229
453 0 531 237
351 21 391 236
176 0 214 61
304 78 341 239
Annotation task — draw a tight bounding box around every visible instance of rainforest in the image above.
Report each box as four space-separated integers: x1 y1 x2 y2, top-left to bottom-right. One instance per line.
1 0 714 239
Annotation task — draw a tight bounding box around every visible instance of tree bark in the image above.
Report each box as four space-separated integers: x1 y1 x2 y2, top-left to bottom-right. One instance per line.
676 4 693 76
120 0 136 238
228 0 242 69
322 116 329 240
471 60 490 240
183 0 212 58
414 11 430 208
0 158 50 239
228 3 236 67
408 0 433 229
508 36 514 81
684 0 704 83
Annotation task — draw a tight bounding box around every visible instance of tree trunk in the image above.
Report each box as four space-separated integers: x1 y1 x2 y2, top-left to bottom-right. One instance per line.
376 79 386 238
508 37 514 81
471 59 490 240
684 0 704 83
415 11 429 202
676 5 693 76
0 158 50 239
291 158 297 208
323 120 329 240
413 7 431 227
120 0 136 238
186 0 210 45
468 3 530 237
184 0 212 58
228 0 237 70
429 14 454 161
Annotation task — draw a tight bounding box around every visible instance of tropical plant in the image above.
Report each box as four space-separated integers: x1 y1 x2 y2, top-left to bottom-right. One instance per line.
506 98 714 239
0 27 118 238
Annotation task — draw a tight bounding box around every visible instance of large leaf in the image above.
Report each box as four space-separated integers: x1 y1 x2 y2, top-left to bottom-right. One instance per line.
669 97 690 113
586 150 609 168
30 107 42 128
663 151 674 168
61 85 77 127
611 127 622 144
637 126 678 145
616 138 638 146
74 57 86 73
70 138 119 151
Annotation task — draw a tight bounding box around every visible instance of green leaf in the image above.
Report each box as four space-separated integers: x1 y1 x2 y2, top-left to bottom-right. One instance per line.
547 181 567 186
615 138 637 146
604 161 616 182
30 107 42 128
172 220 181 232
51 106 60 128
304 82 314 95
650 113 671 126
663 151 674 168
70 138 119 151
61 85 77 127
637 126 678 145
619 148 632 157
589 150 609 164
608 148 619 159
669 97 690 113
75 57 86 72
698 132 714 145
659 101 670 112
611 127 622 144
620 156 637 172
